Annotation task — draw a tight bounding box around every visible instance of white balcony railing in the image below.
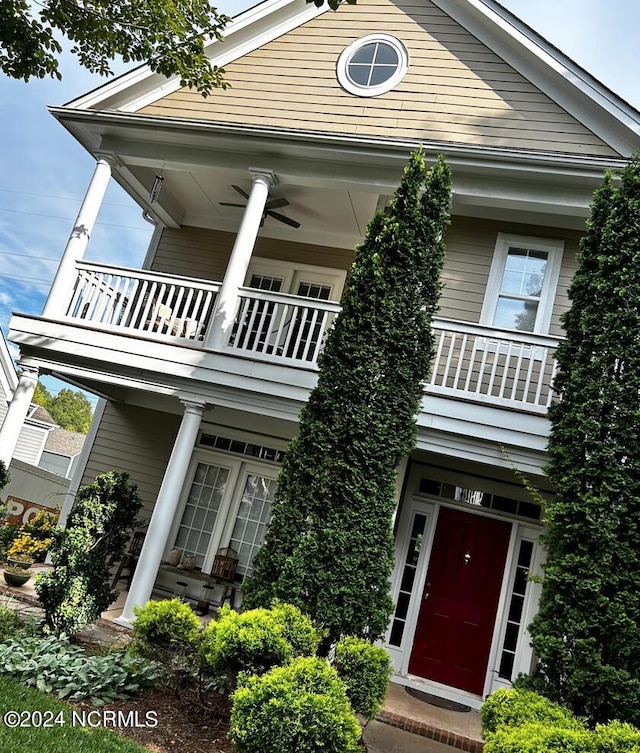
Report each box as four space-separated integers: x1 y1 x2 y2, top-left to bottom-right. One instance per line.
221 287 341 366
65 262 218 342
428 319 559 414
61 263 558 414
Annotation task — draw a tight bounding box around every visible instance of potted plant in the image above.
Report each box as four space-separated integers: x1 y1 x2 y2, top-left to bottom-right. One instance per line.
3 564 33 587
7 531 50 565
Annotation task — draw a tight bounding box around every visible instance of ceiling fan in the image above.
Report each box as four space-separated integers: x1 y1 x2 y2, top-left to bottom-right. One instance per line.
220 185 301 228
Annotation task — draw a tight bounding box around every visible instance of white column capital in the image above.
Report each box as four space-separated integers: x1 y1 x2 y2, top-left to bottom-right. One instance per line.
249 168 278 190
179 400 206 416
15 364 39 383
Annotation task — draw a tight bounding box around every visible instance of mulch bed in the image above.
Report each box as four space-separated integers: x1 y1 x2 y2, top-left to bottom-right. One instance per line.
75 686 234 753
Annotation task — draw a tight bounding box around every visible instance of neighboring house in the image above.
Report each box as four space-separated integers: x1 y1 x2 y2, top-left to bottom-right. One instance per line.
0 332 82 476
2 0 639 708
0 331 79 518
39 428 86 480
1 332 54 466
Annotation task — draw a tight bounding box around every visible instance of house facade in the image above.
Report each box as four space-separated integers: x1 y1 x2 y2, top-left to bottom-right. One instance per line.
2 0 639 708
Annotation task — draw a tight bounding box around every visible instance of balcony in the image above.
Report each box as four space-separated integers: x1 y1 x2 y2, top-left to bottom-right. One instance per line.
24 261 559 416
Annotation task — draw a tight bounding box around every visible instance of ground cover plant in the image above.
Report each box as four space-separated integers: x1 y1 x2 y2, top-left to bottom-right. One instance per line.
0 633 157 704
0 674 150 753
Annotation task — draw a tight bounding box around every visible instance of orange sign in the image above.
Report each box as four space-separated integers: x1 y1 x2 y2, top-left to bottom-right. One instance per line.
3 497 57 526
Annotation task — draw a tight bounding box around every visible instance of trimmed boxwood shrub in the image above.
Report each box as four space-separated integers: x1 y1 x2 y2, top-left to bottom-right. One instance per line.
131 598 201 655
333 636 391 719
483 722 595 753
482 688 586 737
200 606 293 680
229 656 361 753
594 721 640 752
269 600 320 658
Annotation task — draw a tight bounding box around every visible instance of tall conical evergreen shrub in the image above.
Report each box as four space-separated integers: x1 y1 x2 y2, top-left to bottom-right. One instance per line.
527 157 640 725
243 150 451 643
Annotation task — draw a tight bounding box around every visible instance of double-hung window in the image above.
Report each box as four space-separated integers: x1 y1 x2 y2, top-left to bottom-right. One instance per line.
481 234 564 334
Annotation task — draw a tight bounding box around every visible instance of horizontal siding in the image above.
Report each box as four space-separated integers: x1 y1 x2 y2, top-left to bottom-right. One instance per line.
81 402 180 520
13 426 47 466
139 0 617 157
154 219 578 339
152 227 355 281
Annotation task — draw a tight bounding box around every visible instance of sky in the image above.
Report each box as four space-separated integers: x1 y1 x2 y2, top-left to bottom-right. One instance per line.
1 0 639 404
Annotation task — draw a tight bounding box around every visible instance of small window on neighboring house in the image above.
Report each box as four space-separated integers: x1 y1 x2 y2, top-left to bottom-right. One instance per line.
337 35 408 97
481 234 564 334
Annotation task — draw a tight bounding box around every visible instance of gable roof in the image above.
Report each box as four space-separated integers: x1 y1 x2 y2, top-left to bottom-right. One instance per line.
136 0 616 158
62 0 640 158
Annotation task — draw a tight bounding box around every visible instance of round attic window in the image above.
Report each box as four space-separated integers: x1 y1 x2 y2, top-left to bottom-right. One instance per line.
337 34 408 97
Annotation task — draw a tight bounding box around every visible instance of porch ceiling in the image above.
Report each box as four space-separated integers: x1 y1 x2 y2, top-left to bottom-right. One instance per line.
52 108 622 243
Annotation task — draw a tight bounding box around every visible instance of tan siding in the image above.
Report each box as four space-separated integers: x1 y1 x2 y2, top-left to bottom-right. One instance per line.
82 402 179 520
155 220 577 337
439 217 580 337
139 0 617 157
152 227 355 282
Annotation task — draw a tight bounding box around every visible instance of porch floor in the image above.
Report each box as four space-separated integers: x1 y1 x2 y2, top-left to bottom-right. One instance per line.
2 566 484 752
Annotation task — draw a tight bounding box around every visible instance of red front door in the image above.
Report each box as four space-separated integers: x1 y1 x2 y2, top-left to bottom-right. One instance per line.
408 507 511 695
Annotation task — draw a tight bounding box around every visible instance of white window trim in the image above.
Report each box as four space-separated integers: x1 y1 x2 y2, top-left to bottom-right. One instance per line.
219 462 279 577
167 449 282 576
337 34 409 98
481 234 564 335
166 450 241 574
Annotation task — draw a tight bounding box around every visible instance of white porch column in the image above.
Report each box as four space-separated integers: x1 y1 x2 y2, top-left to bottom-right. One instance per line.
42 159 112 318
204 169 277 351
115 400 205 625
0 366 39 468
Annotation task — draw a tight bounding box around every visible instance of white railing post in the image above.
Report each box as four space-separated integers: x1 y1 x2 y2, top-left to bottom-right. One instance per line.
43 159 112 318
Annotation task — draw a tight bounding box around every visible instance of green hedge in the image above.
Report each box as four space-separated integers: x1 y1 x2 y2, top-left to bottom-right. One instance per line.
482 690 640 753
131 598 201 655
484 722 595 753
333 636 390 719
482 688 586 736
594 721 640 752
201 606 293 680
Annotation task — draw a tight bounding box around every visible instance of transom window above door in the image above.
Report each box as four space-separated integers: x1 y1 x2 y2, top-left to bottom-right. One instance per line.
481 234 564 334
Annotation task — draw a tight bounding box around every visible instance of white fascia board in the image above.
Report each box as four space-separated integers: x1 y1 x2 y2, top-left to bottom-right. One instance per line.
0 332 18 400
64 0 327 113
51 106 629 176
431 0 640 156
